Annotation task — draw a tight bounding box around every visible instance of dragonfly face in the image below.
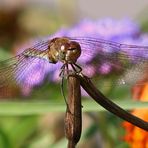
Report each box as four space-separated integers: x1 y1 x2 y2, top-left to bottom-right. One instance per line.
48 37 81 64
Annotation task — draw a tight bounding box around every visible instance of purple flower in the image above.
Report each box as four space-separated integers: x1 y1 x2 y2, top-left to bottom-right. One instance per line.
98 63 112 75
15 18 147 96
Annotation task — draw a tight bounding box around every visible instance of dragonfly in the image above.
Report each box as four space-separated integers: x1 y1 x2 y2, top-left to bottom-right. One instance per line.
0 37 148 97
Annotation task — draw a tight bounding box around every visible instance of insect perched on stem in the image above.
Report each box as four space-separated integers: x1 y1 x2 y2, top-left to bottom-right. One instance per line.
0 36 147 93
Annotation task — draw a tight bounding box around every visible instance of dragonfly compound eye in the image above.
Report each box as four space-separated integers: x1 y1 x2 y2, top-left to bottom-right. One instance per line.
64 41 81 63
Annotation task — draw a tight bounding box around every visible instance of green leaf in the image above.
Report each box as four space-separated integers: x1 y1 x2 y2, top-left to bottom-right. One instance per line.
0 100 147 115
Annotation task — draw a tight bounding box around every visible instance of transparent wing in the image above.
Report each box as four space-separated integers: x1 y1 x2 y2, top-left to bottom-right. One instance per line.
70 37 148 86
0 40 52 97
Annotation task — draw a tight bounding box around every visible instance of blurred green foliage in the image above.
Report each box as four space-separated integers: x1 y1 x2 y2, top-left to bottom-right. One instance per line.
0 1 148 148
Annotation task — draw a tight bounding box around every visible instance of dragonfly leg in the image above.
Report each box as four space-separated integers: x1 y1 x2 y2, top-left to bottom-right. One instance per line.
71 63 82 74
65 64 69 76
59 63 70 78
60 64 71 114
59 64 66 77
60 76 70 111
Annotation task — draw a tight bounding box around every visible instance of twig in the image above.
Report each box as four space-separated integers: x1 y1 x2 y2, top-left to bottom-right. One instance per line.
78 74 148 131
64 75 82 148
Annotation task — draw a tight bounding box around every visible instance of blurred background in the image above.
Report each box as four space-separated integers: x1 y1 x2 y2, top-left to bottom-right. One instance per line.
0 0 148 148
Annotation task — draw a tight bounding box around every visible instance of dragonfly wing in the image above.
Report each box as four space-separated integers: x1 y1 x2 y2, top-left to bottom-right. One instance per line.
70 37 148 86
0 46 51 97
117 61 148 86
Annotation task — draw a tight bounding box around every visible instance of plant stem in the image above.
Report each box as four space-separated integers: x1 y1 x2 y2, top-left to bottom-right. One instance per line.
79 74 148 131
65 75 82 148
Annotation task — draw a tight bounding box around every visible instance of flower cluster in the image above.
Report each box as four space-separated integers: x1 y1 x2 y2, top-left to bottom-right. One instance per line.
49 18 146 78
53 18 140 41
15 18 148 95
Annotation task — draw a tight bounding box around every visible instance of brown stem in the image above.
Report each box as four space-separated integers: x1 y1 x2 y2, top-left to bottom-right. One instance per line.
78 74 148 131
64 75 82 148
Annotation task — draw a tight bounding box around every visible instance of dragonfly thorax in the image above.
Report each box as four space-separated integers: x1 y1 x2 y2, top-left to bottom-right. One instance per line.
48 37 81 64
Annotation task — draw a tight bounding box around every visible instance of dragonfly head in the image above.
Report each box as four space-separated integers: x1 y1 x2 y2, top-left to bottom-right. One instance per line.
48 37 81 64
